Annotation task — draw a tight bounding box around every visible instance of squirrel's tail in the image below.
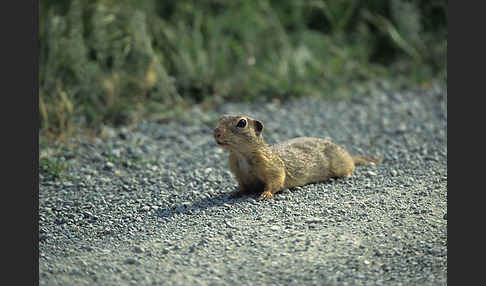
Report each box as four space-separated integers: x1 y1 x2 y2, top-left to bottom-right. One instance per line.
352 155 382 166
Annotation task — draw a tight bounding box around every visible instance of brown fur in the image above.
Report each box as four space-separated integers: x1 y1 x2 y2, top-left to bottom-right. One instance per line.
214 115 380 200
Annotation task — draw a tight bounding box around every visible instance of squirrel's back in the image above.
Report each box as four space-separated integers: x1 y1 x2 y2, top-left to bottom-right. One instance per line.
271 137 355 188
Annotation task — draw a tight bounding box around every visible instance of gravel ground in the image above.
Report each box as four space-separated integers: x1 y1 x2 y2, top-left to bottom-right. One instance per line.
39 84 447 285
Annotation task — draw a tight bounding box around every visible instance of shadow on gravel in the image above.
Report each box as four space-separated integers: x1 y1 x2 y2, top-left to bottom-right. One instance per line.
154 193 253 219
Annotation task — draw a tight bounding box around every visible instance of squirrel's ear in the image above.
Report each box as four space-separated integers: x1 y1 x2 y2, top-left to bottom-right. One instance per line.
254 119 264 136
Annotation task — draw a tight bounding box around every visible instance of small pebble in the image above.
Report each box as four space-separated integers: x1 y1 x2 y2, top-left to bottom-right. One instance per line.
133 246 145 253
124 258 138 265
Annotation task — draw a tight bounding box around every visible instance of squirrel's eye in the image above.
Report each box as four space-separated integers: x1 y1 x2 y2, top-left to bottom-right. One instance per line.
236 118 247 128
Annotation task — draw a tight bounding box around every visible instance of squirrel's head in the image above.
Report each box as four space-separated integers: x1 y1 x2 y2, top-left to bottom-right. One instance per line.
214 115 265 151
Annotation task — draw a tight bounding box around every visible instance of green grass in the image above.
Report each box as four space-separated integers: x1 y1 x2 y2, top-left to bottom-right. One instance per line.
39 157 69 180
39 0 447 142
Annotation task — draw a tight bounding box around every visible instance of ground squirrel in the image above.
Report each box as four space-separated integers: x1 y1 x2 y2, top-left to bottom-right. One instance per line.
214 115 380 201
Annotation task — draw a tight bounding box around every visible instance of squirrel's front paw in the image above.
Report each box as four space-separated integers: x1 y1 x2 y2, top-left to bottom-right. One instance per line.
257 191 274 201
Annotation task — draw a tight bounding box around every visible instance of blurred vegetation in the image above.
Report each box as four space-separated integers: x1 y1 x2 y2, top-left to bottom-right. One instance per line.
39 0 447 140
